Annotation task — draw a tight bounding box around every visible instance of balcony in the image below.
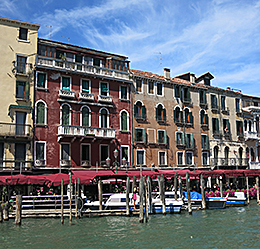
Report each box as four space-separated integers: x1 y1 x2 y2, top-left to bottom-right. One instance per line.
244 131 258 141
79 92 94 101
0 160 33 171
59 89 75 98
221 107 229 115
199 102 208 109
36 56 130 81
135 114 146 122
156 116 166 124
0 123 32 138
211 104 219 113
14 62 32 76
58 125 115 139
98 95 112 103
211 158 249 168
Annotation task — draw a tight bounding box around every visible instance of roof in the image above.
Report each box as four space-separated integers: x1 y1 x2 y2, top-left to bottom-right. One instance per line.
196 72 214 81
0 16 40 28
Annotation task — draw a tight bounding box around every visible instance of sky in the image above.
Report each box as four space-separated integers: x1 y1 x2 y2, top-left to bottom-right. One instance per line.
1 0 260 96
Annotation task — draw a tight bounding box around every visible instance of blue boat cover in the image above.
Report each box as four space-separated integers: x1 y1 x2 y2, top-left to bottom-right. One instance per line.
183 191 202 200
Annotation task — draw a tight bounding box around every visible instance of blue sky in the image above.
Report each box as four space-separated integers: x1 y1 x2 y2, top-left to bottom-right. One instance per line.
1 0 260 95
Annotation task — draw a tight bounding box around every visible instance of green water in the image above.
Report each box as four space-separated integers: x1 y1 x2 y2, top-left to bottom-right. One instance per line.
1 202 260 249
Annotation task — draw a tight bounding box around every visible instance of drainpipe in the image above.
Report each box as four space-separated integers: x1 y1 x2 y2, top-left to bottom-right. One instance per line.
130 72 134 168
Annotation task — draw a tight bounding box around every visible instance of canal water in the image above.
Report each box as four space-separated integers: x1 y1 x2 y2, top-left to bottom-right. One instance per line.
1 201 260 249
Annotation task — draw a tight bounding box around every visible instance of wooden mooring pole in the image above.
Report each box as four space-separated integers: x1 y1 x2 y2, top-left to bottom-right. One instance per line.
75 177 77 219
179 175 183 199
126 176 130 217
161 175 166 215
61 179 64 224
200 174 206 210
3 203 9 221
147 176 152 214
0 204 3 222
174 172 178 201
139 174 144 223
77 178 81 218
256 176 259 204
15 195 22 225
186 172 192 215
98 179 103 211
69 173 72 222
219 176 223 198
144 176 149 222
246 176 250 205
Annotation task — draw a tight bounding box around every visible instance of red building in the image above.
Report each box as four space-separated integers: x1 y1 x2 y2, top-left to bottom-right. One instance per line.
34 39 131 170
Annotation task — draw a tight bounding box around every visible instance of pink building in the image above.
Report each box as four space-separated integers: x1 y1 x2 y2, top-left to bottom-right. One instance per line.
34 39 132 170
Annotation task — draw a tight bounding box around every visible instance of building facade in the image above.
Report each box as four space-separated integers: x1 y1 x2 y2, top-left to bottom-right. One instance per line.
0 17 39 171
34 38 132 169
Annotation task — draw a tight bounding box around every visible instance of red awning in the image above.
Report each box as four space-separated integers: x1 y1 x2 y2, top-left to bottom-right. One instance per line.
243 169 260 177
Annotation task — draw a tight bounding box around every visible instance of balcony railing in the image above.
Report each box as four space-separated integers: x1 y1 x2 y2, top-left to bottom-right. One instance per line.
59 89 75 98
245 131 258 140
211 158 249 167
98 95 112 103
0 160 33 171
36 56 130 81
79 92 94 101
14 62 32 75
0 122 32 138
58 125 115 138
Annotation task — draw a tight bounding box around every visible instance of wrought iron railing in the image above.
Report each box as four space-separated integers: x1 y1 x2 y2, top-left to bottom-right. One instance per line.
210 158 249 167
0 122 32 137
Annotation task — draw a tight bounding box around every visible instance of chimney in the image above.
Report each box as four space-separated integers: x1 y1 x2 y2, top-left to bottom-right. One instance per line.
164 68 170 80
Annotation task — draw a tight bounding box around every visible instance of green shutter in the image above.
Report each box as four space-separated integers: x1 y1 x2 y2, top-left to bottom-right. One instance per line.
206 135 209 149
189 112 193 124
142 106 146 119
134 105 137 118
37 73 45 87
142 129 146 143
181 133 185 145
216 119 219 132
36 102 45 124
82 108 89 127
201 135 204 149
25 82 29 99
121 112 127 131
205 114 208 125
174 109 177 122
181 111 183 123
227 120 230 133
187 89 190 101
191 134 194 148
163 109 166 121
156 107 159 121
179 87 182 99
164 131 167 144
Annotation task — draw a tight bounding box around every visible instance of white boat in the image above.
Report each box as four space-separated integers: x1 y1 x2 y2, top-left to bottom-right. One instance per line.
206 197 227 209
226 192 247 207
152 192 183 214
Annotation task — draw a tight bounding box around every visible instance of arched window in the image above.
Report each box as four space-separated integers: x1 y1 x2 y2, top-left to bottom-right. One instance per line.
213 146 219 166
249 120 252 132
224 147 229 159
174 106 183 123
121 111 128 131
36 101 46 125
100 108 108 128
81 107 90 127
251 148 255 162
256 117 260 133
244 120 247 131
61 104 70 125
184 108 193 125
134 101 146 120
239 147 243 166
200 110 208 125
156 104 166 122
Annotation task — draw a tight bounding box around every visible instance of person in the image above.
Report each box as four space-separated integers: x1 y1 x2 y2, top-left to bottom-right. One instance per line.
133 186 137 209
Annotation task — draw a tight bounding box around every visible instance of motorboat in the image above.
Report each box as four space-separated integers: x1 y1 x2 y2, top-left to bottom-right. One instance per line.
183 191 203 209
152 192 183 214
226 192 247 207
206 197 227 209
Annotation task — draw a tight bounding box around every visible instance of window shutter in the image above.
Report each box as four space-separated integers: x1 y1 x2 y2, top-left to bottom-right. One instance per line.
216 119 219 132
181 133 185 145
187 89 190 101
181 111 183 123
156 107 159 121
135 129 137 142
142 106 146 119
191 134 194 148
179 87 182 99
82 108 89 127
25 82 29 99
189 112 193 124
206 135 209 149
241 121 244 135
163 109 166 121
200 112 203 124
121 112 127 131
134 105 137 118
164 131 167 144
201 135 204 149
174 109 177 122
205 114 208 125
227 120 230 133
142 129 146 143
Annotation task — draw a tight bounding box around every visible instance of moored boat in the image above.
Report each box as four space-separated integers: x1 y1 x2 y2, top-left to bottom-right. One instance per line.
206 197 227 209
226 192 247 207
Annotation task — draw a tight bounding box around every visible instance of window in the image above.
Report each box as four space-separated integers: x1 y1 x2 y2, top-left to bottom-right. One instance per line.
61 144 70 162
100 145 109 164
236 99 240 112
37 72 47 88
137 150 145 165
184 108 193 125
223 119 230 134
212 118 219 135
93 58 101 67
221 96 226 110
81 144 90 164
202 152 208 165
81 106 90 127
244 120 248 131
19 27 28 40
134 101 146 120
157 82 163 96
61 76 70 91
100 82 109 96
75 54 83 63
175 85 181 98
120 85 128 100
16 112 26 135
16 81 29 99
201 135 209 149
186 152 193 165
17 55 27 74
36 102 46 125
177 152 183 165
100 108 108 128
183 88 190 102
120 111 128 131
35 142 46 164
185 134 194 149
148 81 154 94
174 107 183 123
158 130 167 144
159 151 166 165
156 104 166 122
200 110 208 125
61 104 70 125
121 146 129 164
176 132 184 145
15 143 26 169
199 90 206 104
136 79 142 93
135 128 146 143
211 95 218 109
81 79 90 93
236 120 243 136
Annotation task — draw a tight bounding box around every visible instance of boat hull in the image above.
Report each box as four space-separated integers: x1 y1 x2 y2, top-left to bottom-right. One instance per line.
206 198 226 209
152 204 182 214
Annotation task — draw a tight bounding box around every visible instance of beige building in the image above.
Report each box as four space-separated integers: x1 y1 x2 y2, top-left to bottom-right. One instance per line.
0 17 40 171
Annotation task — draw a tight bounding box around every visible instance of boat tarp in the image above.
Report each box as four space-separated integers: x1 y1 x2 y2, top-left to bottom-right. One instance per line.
183 191 202 200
